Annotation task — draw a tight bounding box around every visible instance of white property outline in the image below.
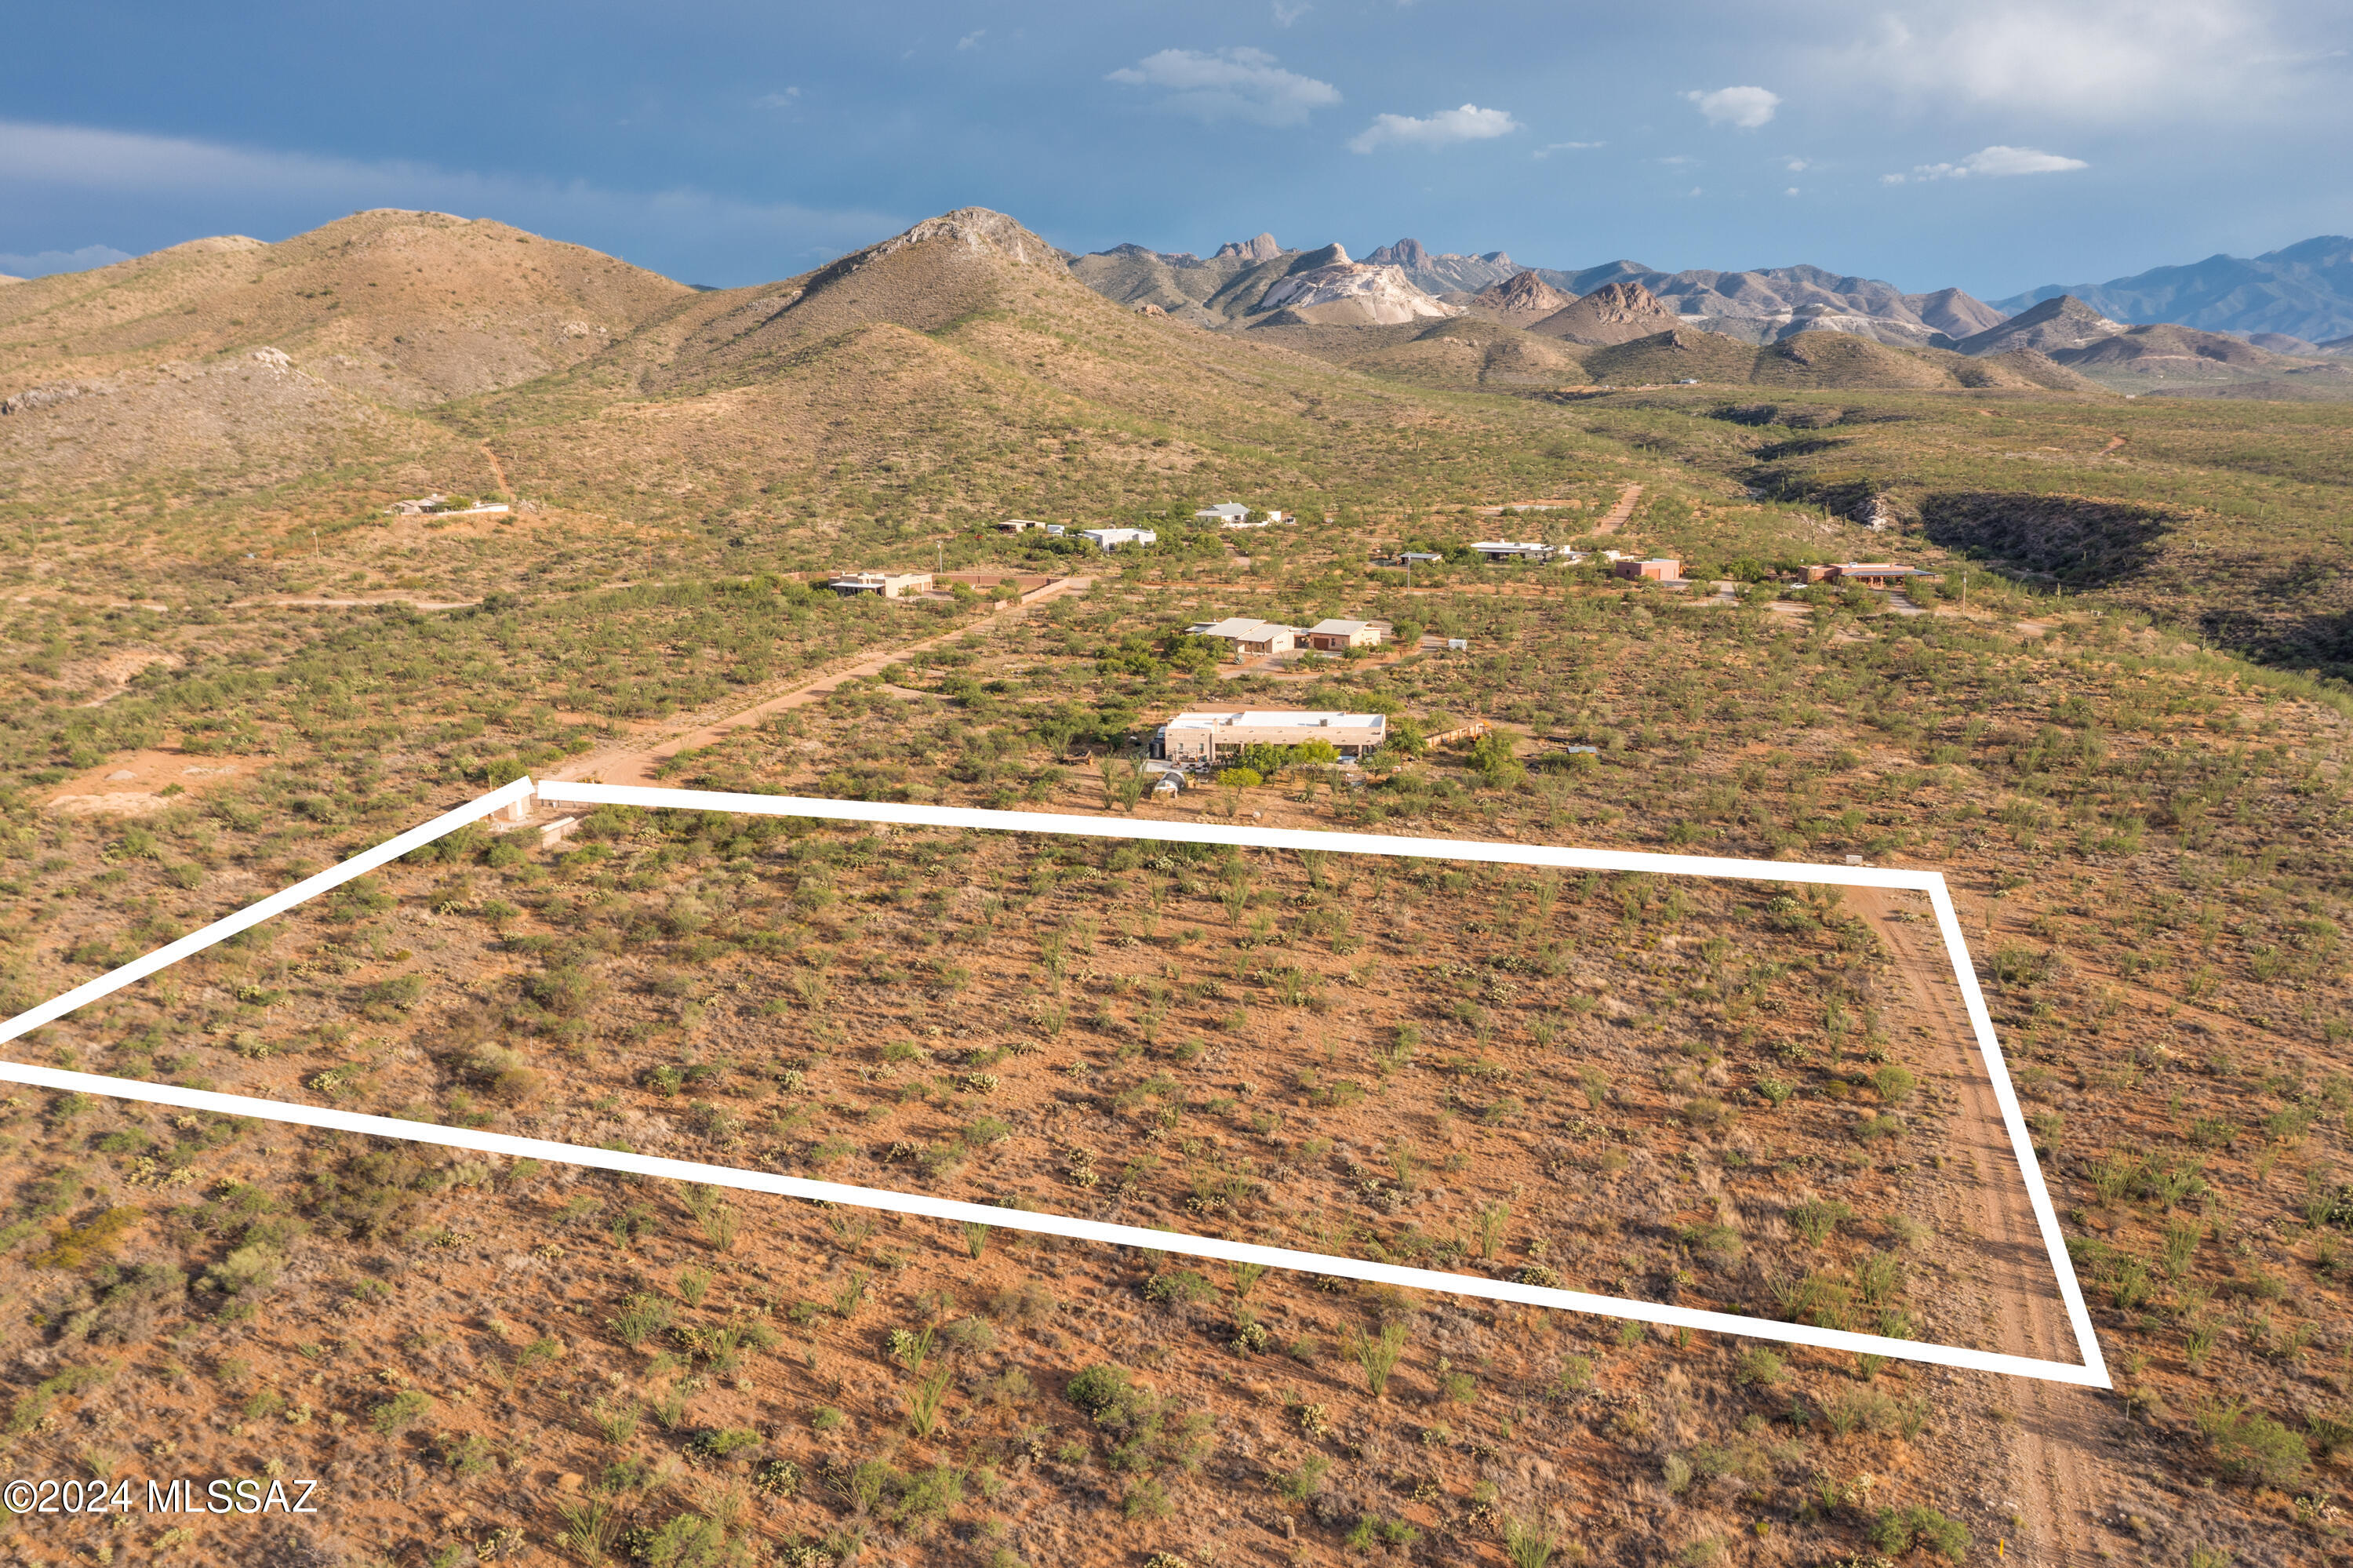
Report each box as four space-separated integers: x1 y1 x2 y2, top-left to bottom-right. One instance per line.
0 778 2108 1389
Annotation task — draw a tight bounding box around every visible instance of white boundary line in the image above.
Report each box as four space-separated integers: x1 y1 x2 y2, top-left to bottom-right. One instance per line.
0 780 2108 1389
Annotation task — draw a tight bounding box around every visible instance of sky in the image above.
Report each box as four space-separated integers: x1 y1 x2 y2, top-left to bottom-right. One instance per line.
3 0 2350 300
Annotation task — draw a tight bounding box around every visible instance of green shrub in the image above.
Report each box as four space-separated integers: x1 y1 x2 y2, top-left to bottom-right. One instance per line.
2196 1400 2311 1487
1871 1504 1969 1561
371 1389 431 1435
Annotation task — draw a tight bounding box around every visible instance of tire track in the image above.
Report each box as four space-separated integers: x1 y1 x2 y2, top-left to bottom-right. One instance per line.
1851 886 2106 1566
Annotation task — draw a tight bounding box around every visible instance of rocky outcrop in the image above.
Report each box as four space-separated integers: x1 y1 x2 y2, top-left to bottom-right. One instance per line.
1471 271 1573 319
1254 256 1458 326
1214 233 1282 262
1527 281 1682 345
1 381 96 416
1366 239 1519 294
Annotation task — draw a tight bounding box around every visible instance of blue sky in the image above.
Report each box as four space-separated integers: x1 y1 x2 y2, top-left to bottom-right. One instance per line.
4 0 2349 298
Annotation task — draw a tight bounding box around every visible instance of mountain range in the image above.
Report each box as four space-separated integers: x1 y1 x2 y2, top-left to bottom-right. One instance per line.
1991 235 2353 347
1075 232 2353 351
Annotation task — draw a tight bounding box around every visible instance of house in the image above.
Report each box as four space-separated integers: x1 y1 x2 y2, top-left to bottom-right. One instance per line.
1194 502 1253 526
1401 551 1444 565
1612 558 1682 582
1264 510 1290 524
1470 540 1552 563
1194 617 1300 659
1158 711 1389 765
1304 618 1381 651
1045 524 1067 536
826 570 933 598
1078 527 1156 551
1805 562 1932 588
995 518 1046 534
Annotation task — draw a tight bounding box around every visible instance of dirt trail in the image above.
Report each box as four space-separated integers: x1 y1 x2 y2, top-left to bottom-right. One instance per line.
480 442 513 497
1850 887 2104 1566
550 575 1094 789
1591 482 1643 536
237 595 481 611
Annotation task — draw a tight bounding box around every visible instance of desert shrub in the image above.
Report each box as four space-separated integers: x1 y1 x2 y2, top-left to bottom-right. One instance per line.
371 1389 432 1435
2195 1400 2311 1487
1145 1269 1213 1308
611 1293 674 1348
1870 1505 1970 1561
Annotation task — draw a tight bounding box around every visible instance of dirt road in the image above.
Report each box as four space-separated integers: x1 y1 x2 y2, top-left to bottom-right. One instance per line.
1591 482 1643 536
1850 886 2102 1566
547 575 1094 789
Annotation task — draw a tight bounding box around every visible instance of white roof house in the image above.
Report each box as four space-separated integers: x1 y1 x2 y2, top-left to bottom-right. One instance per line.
1195 502 1253 526
1078 527 1157 551
827 570 933 598
1192 617 1300 657
1304 618 1381 648
1160 710 1390 764
1469 540 1552 562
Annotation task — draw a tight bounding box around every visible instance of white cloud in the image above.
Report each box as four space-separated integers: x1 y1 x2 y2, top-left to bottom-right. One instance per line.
957 30 984 50
1828 1 2334 123
1786 187 1801 195
1884 144 2090 182
1684 85 1780 129
1785 158 1809 171
1272 1 1312 24
1347 103 1521 153
0 119 898 278
1533 140 1604 158
0 242 133 278
1106 47 1340 126
756 88 800 108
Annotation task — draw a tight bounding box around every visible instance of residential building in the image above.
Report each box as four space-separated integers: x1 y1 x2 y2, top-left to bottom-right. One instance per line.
1194 502 1253 526
826 570 933 598
1805 562 1933 588
1304 618 1382 651
1158 711 1389 765
1192 617 1300 659
1264 510 1291 524
1470 540 1552 562
1612 558 1682 582
1078 527 1156 551
995 518 1045 533
1401 551 1444 565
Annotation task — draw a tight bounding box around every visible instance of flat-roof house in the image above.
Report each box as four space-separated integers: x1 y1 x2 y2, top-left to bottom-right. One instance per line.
1612 558 1682 582
1079 527 1156 551
1195 503 1253 526
1195 617 1300 659
827 570 933 598
1806 562 1931 588
1401 551 1444 564
995 518 1045 533
1470 540 1552 563
1304 618 1381 651
1158 711 1389 765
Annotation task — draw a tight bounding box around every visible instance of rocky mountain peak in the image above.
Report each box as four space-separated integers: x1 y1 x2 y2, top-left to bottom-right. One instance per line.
1472 271 1573 317
1214 233 1282 262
